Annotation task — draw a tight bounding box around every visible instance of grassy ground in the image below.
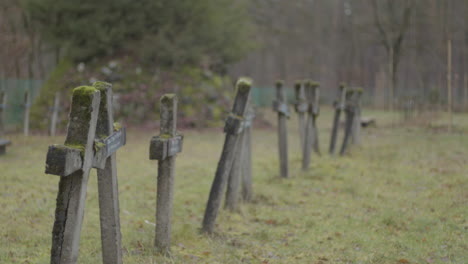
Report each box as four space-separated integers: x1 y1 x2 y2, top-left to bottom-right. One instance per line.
1 107 467 264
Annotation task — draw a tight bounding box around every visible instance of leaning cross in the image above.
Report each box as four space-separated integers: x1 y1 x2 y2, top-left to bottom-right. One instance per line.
149 94 183 254
272 80 289 178
45 82 125 264
202 78 251 234
329 83 347 155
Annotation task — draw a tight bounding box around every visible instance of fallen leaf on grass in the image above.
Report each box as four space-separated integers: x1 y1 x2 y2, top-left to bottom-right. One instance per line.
398 259 410 263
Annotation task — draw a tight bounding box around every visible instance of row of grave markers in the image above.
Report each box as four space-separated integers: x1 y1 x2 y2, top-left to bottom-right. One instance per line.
43 79 255 263
42 78 363 263
272 80 364 178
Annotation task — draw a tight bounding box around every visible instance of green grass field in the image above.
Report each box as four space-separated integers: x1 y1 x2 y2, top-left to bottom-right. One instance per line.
1 108 467 264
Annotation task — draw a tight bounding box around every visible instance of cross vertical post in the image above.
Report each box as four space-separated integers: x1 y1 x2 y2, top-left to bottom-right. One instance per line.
293 81 307 152
329 83 347 155
149 94 183 254
273 80 289 178
23 90 31 136
47 86 101 264
302 82 312 170
202 78 251 234
93 82 123 264
311 83 321 155
340 89 356 155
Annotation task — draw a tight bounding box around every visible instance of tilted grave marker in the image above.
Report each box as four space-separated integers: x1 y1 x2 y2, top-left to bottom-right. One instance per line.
241 104 255 202
225 95 253 211
202 78 251 234
302 81 321 170
0 90 11 155
272 80 289 178
329 83 347 156
49 92 61 137
23 90 31 136
293 81 308 151
45 82 125 264
149 94 183 254
340 89 356 156
351 88 363 145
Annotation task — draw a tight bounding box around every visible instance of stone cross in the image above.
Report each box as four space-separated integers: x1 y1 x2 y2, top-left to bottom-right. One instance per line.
340 89 356 155
329 83 347 155
351 88 363 145
149 94 183 254
302 81 320 170
310 83 321 155
225 95 253 211
272 80 289 178
202 78 251 234
23 90 31 136
293 81 307 151
45 82 125 264
50 92 61 137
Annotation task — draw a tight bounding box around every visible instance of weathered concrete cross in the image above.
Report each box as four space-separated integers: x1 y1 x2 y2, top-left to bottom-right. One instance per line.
329 83 347 156
202 78 251 234
293 81 308 151
272 80 289 178
149 94 183 254
225 90 254 211
45 82 124 264
302 81 321 170
340 89 356 156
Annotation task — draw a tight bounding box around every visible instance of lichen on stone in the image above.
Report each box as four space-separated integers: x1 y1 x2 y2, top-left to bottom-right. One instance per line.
275 80 284 88
161 94 177 107
236 77 252 93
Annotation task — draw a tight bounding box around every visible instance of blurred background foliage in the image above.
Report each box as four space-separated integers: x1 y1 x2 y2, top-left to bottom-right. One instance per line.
20 0 253 129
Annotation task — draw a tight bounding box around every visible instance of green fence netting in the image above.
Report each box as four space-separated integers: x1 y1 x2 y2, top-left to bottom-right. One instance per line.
0 79 43 129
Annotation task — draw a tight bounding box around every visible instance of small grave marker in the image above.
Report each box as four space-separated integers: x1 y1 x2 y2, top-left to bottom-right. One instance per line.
329 83 347 155
293 81 307 150
202 78 251 234
45 82 125 264
149 94 183 254
23 90 31 136
273 80 289 178
302 81 320 170
340 89 356 155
